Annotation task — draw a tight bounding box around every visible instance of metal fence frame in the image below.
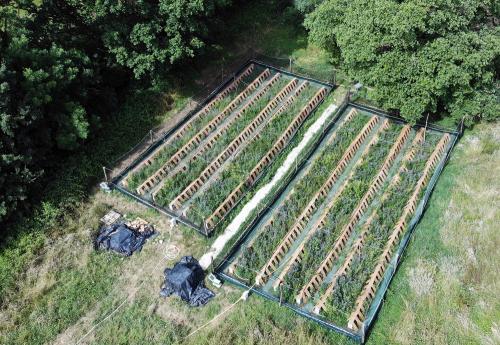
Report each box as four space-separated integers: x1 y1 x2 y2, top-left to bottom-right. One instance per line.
213 103 462 343
107 59 334 237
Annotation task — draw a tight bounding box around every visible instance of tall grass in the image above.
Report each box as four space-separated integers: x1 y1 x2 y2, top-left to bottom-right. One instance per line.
368 122 500 344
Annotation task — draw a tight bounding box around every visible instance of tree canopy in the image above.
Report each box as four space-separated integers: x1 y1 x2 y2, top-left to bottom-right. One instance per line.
93 0 231 78
0 0 231 223
303 0 500 124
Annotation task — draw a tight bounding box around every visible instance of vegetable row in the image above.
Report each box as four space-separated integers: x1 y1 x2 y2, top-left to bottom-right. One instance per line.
185 84 321 225
232 111 371 281
125 67 264 190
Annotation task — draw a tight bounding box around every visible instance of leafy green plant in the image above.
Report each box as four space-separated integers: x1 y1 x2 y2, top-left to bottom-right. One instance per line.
234 112 371 281
323 132 442 325
154 77 290 205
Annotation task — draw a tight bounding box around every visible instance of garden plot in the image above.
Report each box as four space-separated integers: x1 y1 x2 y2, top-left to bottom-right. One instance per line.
152 74 292 203
123 64 257 191
177 84 327 228
216 104 459 343
115 61 332 235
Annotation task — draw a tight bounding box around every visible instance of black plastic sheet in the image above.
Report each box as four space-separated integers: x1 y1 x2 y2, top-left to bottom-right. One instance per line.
95 222 154 256
160 256 215 307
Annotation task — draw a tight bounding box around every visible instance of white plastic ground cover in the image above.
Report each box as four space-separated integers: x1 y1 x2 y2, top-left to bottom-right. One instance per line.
200 103 338 269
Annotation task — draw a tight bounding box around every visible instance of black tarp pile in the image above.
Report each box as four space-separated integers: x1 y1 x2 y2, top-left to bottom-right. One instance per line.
95 222 154 256
160 256 215 307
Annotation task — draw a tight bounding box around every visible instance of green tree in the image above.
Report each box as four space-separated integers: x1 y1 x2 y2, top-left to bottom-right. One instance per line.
92 0 232 79
0 0 233 224
0 0 112 222
305 0 500 124
293 0 324 14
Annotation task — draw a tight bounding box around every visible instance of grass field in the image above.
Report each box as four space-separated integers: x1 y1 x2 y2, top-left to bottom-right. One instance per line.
0 1 498 344
1 120 496 345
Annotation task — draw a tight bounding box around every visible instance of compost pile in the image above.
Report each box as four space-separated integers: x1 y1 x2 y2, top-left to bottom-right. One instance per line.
160 256 215 307
95 221 154 256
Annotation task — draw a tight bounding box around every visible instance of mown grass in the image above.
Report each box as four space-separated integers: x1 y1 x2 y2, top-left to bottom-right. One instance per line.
2 252 121 344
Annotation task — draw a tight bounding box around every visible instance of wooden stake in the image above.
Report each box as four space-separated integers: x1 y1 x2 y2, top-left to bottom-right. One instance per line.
423 113 429 144
279 283 283 306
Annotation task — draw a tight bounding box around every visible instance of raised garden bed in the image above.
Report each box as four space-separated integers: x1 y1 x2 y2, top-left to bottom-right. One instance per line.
215 103 460 343
112 60 333 236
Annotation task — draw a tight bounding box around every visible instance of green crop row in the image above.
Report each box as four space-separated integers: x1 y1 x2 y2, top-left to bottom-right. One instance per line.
233 112 371 281
186 84 321 225
213 95 333 264
323 132 442 325
153 77 290 206
126 68 264 190
280 123 403 303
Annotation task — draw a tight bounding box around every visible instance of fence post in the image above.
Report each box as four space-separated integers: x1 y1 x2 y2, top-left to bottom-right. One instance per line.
289 57 292 73
423 113 429 144
279 283 283 306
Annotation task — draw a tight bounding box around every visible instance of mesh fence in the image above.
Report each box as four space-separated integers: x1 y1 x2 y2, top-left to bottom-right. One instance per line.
252 52 344 85
213 105 462 343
